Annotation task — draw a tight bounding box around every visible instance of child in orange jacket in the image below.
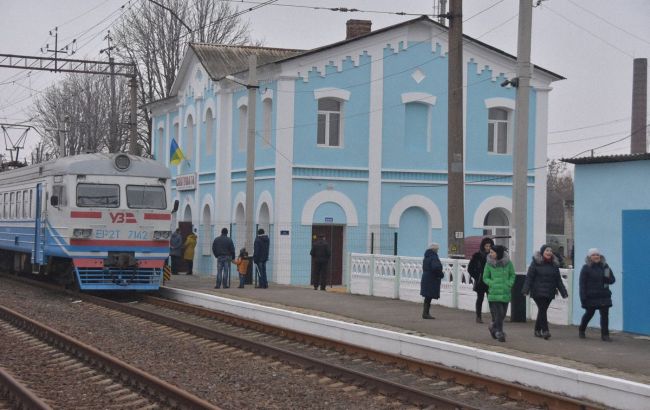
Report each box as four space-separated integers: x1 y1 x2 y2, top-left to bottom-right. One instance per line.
232 248 249 288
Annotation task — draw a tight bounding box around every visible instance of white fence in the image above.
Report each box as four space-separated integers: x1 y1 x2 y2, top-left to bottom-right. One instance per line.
348 253 574 325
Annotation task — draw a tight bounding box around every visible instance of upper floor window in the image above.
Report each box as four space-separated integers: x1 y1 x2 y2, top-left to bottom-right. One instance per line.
157 127 164 162
185 115 194 160
205 108 214 155
404 102 431 152
239 105 248 152
487 107 510 154
317 98 342 147
263 99 272 149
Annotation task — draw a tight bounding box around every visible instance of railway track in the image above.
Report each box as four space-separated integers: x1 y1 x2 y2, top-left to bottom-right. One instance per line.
0 366 51 410
0 303 218 410
0 274 606 409
94 293 603 410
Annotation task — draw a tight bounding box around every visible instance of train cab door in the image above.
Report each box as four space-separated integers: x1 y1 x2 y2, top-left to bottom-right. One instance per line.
32 183 45 265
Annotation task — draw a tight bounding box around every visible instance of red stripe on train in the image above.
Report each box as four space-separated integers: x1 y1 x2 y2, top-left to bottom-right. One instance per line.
144 213 172 220
70 211 102 218
70 239 169 248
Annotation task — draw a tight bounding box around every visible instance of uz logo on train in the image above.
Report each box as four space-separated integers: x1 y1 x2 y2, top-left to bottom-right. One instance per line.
109 212 137 224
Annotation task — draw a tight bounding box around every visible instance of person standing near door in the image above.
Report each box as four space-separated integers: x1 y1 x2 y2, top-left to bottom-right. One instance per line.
482 245 515 342
182 227 198 275
468 237 494 323
578 248 616 341
253 228 270 288
212 228 235 288
169 228 183 275
310 235 331 291
420 243 443 319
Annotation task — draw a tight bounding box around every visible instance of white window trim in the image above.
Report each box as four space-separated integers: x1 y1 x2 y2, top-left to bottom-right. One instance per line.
485 98 515 156
314 87 350 102
401 92 437 106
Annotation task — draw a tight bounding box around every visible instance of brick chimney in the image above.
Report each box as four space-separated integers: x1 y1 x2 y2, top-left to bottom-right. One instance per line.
346 19 372 40
631 58 647 154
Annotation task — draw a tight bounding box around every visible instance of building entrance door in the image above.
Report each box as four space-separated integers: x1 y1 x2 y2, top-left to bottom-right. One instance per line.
311 225 344 286
622 210 650 335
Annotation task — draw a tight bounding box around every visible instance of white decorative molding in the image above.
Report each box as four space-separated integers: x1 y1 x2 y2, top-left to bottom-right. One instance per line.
200 194 215 224
484 97 516 110
401 92 437 106
473 196 512 228
301 190 359 226
261 88 274 101
232 191 246 221
388 195 443 229
202 98 216 122
183 105 197 127
411 68 426 84
236 95 248 108
255 190 274 224
313 87 351 101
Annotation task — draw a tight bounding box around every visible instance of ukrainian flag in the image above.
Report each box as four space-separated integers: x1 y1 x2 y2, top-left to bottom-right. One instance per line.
169 138 186 165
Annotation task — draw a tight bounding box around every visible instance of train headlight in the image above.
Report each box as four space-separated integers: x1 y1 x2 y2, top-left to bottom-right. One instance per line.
114 154 131 171
153 230 171 240
73 229 92 238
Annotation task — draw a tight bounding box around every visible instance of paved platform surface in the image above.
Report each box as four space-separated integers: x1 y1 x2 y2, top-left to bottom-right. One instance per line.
164 275 650 385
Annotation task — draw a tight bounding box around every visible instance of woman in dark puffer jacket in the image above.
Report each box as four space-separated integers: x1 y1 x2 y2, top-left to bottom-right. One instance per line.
579 248 616 341
468 237 494 323
522 244 568 339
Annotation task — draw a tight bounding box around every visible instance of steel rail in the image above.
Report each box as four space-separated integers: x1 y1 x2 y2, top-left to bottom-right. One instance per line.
143 296 604 410
0 304 219 410
0 367 52 410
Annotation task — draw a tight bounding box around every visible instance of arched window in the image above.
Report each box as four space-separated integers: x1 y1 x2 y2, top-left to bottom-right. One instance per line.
484 208 510 247
317 98 342 147
487 108 511 154
157 127 164 162
263 98 272 149
186 114 194 160
239 105 248 152
205 108 214 155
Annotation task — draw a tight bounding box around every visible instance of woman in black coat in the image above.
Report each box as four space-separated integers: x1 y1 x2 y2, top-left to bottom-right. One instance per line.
420 243 444 319
522 244 568 339
579 248 616 341
467 237 494 323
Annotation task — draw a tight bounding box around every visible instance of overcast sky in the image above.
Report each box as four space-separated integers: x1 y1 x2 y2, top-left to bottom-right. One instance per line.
1 0 649 161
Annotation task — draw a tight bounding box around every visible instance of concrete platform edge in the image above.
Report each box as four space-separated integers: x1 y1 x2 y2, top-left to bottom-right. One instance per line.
161 287 649 410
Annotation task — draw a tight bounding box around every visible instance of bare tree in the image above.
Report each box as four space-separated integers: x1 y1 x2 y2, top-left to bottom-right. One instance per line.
114 0 252 156
546 159 574 234
32 73 130 158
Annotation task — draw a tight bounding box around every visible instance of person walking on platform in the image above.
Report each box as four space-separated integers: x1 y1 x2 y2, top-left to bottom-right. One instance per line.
212 228 235 289
310 235 331 291
253 229 270 288
182 228 198 275
522 244 569 339
482 245 515 342
468 237 494 323
233 248 250 289
420 243 444 319
169 228 183 275
579 248 616 341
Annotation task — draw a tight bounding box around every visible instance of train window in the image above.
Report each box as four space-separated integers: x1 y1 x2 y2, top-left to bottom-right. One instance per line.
52 185 68 207
0 193 3 219
2 193 6 219
16 192 22 219
126 185 166 210
10 192 15 219
22 190 28 218
29 190 33 218
76 184 119 208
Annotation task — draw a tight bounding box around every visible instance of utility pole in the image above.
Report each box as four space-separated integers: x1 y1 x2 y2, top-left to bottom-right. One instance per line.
100 30 118 153
41 27 76 70
511 0 533 322
447 0 464 258
245 55 258 254
128 77 139 154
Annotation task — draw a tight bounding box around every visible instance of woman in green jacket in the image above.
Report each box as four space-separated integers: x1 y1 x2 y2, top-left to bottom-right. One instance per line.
482 245 516 342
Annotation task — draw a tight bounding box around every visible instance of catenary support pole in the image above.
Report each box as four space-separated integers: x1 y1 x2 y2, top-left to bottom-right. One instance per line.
245 55 258 255
511 0 533 322
447 0 465 258
128 76 138 154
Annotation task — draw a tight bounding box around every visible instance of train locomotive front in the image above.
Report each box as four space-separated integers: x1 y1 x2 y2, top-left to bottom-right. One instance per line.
0 153 176 291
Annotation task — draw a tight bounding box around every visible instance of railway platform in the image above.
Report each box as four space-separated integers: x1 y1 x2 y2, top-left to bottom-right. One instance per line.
164 275 650 386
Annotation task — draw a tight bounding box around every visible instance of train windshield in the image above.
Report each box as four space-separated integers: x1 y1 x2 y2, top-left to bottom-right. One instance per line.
126 185 166 210
76 184 120 208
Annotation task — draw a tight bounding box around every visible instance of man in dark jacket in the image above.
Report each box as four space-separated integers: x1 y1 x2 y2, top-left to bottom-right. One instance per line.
212 228 235 288
420 243 443 319
310 235 331 291
253 229 270 288
169 228 183 275
467 237 494 323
